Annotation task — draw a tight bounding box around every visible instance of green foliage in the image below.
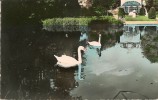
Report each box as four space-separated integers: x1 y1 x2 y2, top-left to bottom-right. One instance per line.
148 7 156 19
92 0 115 16
146 0 158 11
93 6 106 16
125 15 156 21
42 16 123 31
118 8 125 18
156 11 158 17
93 0 115 9
139 7 146 15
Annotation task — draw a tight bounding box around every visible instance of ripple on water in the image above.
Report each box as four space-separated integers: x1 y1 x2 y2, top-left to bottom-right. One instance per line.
108 67 135 76
89 63 117 76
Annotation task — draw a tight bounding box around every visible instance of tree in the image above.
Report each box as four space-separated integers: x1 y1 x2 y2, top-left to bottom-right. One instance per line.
146 0 154 11
93 6 106 16
118 7 125 18
139 5 146 15
148 7 156 19
92 0 115 16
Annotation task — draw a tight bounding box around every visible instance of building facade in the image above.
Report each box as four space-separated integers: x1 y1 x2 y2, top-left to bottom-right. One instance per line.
121 0 146 13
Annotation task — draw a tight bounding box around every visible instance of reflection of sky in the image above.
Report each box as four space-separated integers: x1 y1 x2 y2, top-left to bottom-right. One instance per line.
83 44 157 76
71 33 158 99
120 33 141 43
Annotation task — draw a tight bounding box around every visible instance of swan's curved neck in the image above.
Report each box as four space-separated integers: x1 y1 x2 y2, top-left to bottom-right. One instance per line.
98 35 101 43
77 48 82 64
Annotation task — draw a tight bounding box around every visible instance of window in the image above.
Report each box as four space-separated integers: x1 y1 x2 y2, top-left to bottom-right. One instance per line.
129 6 138 13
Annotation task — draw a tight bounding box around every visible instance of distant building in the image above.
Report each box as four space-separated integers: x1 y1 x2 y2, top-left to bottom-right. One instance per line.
120 0 146 13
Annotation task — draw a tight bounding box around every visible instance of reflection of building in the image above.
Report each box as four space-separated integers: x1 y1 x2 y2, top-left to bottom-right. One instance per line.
120 31 141 48
121 0 146 13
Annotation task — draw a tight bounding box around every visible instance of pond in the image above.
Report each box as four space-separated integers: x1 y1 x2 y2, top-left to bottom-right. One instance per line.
2 24 158 99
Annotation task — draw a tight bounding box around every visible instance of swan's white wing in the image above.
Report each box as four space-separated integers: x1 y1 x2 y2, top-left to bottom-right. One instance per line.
57 62 78 68
56 55 79 68
58 55 78 63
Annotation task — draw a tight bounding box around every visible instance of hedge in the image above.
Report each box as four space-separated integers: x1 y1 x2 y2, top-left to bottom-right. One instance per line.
42 16 123 31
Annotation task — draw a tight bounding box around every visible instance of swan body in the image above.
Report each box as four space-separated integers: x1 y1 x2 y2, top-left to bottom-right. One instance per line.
88 41 101 47
54 46 85 68
88 34 101 47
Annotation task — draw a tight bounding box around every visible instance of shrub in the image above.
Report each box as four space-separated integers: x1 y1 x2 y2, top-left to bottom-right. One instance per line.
148 7 156 19
139 7 146 15
42 16 123 31
118 7 125 18
156 11 158 18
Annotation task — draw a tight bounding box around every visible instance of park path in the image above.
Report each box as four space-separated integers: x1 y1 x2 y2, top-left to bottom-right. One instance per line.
125 21 158 25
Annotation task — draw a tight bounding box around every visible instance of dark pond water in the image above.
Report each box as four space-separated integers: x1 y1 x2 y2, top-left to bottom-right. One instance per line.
2 24 158 99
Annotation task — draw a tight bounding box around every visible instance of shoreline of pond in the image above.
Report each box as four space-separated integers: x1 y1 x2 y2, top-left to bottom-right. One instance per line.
42 16 123 32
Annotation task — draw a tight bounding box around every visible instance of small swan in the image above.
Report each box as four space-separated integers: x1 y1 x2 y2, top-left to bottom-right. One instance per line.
88 34 102 57
54 46 85 68
88 34 101 47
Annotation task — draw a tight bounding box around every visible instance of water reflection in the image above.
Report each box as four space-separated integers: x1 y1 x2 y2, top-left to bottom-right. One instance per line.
2 24 158 99
120 31 141 48
79 32 88 42
141 27 158 63
113 91 149 99
71 26 158 99
77 64 84 80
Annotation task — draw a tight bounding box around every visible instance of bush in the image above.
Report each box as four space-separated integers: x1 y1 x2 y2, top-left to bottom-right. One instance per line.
148 7 156 19
93 6 106 16
139 7 146 15
42 16 123 31
118 7 125 18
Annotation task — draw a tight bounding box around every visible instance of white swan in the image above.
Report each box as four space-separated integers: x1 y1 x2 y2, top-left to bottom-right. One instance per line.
54 46 85 68
88 34 101 47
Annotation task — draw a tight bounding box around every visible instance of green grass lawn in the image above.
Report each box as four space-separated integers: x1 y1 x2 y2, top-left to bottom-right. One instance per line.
125 15 156 21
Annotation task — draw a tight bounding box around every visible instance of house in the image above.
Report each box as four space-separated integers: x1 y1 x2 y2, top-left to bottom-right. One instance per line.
121 0 146 13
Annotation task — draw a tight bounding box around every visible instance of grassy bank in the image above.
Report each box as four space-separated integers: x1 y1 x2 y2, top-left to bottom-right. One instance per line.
42 16 123 31
125 15 156 21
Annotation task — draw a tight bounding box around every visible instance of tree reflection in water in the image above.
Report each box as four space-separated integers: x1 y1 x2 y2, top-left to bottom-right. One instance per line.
141 27 158 63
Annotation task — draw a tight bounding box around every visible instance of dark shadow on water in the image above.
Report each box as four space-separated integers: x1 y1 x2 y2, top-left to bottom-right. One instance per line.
1 23 83 99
